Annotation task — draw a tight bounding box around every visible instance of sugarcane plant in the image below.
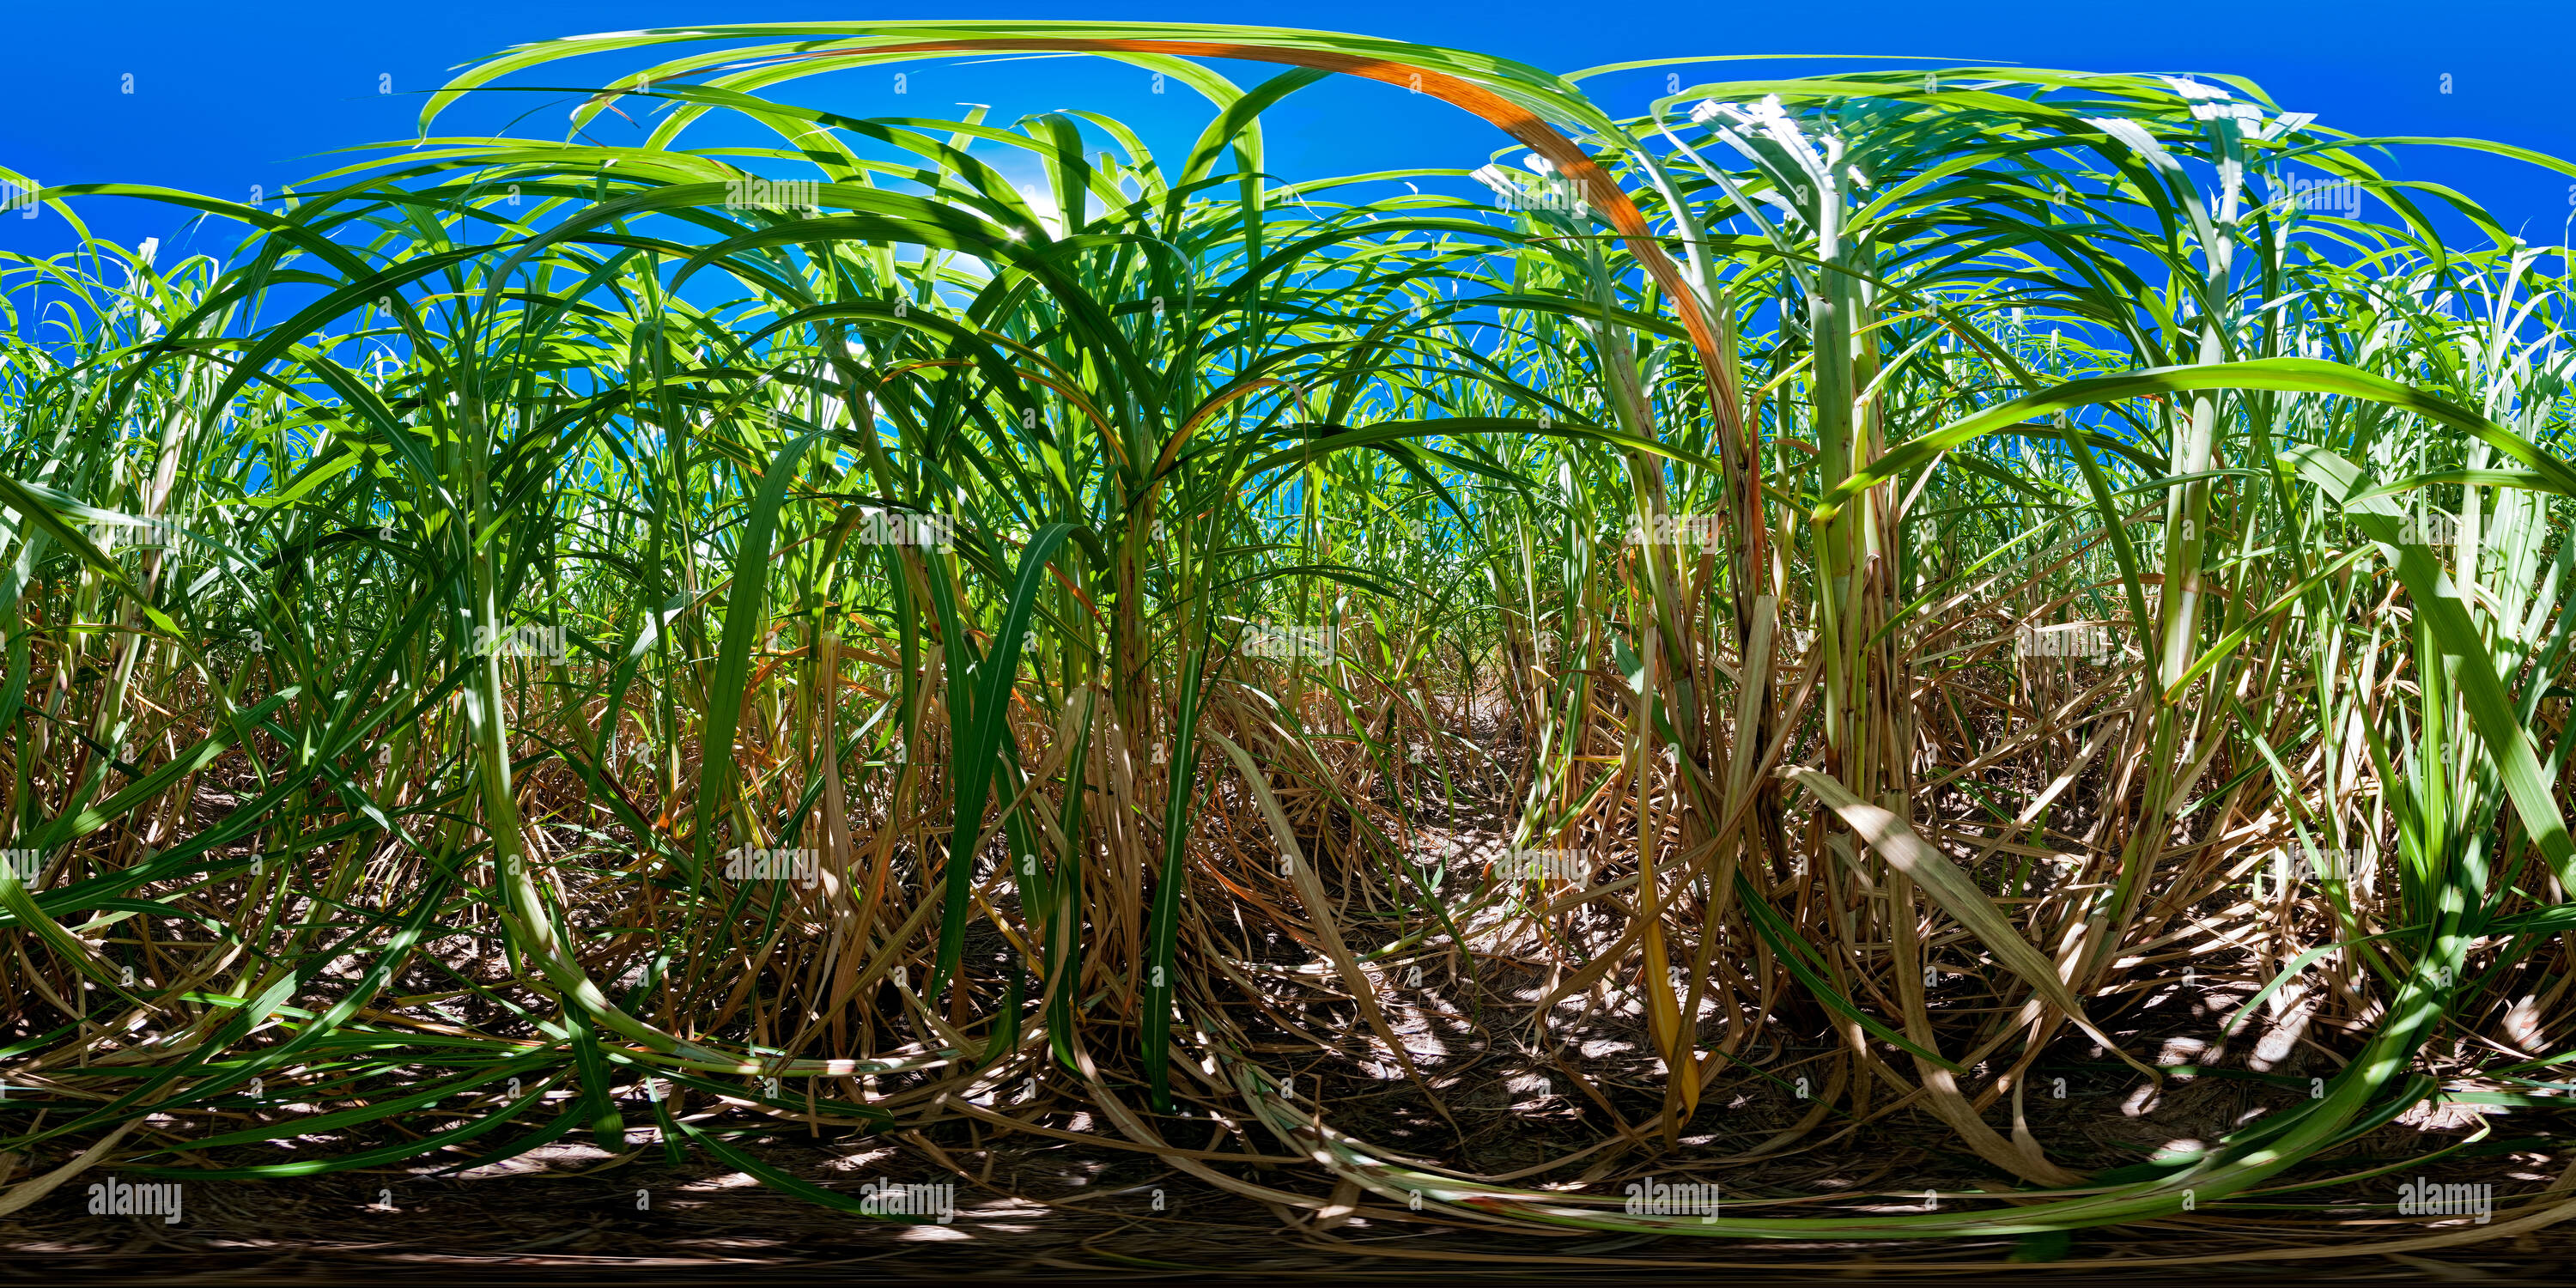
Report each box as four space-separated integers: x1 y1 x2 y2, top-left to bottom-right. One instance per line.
1 19 2573 1253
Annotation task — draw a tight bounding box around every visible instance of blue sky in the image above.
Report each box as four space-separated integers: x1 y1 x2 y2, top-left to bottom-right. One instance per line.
4 0 2573 261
